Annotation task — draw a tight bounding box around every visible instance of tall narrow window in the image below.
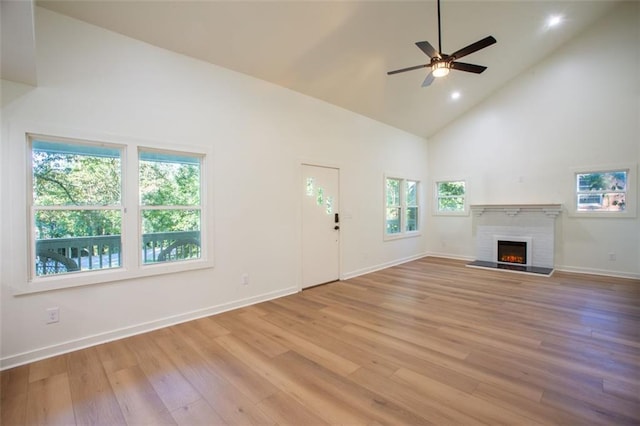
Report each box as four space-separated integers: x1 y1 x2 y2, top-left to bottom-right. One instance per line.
139 151 202 264
406 180 418 231
385 176 420 238
436 180 466 214
31 138 123 276
385 178 401 235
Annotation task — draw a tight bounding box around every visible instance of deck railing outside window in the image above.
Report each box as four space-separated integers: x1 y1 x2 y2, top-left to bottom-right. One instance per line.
35 230 200 276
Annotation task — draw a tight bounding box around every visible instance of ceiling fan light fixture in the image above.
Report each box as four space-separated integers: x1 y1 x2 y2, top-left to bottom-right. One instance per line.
432 61 450 78
547 14 563 28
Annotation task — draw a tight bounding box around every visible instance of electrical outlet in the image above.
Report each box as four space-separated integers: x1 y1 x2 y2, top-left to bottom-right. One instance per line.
46 307 60 324
241 273 249 285
608 253 616 261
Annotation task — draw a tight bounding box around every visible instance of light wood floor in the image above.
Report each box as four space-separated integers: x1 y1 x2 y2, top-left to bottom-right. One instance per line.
2 257 640 425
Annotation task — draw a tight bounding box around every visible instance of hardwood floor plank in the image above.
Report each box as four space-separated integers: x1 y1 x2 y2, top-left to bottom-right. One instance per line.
170 398 227 426
472 382 585 424
28 355 68 383
271 350 428 425
392 367 543 425
256 391 330 426
124 332 203 412
1 365 29 426
237 311 361 377
95 339 138 375
541 389 640 425
261 312 399 378
348 367 479 425
213 312 289 358
215 334 371 425
25 373 76 426
170 321 279 404
603 377 640 403
66 347 126 426
5 257 639 425
154 329 275 425
107 365 176 425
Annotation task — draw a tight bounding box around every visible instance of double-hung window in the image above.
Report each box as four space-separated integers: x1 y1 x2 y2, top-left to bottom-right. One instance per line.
436 180 466 214
27 134 210 291
32 140 124 276
570 165 636 218
139 151 202 264
385 176 420 239
576 170 627 212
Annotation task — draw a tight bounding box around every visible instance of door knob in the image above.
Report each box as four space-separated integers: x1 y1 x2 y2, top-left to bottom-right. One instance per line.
334 225 340 230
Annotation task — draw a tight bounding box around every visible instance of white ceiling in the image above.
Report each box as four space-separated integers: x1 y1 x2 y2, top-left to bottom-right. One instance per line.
25 1 621 137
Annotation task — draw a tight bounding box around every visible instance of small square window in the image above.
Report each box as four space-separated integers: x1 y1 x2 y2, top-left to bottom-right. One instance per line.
576 171 627 212
571 165 636 218
436 180 466 215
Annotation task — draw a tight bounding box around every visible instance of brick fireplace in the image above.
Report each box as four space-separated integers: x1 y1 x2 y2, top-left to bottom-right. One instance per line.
468 204 562 275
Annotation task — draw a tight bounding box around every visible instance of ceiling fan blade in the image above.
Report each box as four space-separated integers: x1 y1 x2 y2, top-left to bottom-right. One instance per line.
449 36 496 60
422 71 435 87
451 62 487 74
415 41 438 58
387 64 429 75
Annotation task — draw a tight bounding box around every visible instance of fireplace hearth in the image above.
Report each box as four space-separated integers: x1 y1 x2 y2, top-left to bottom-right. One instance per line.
467 260 554 276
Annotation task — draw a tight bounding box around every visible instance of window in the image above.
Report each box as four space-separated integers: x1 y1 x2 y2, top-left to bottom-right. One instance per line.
436 180 466 214
576 170 627 212
571 165 636 218
28 134 210 291
139 151 202 264
32 140 123 277
385 176 420 238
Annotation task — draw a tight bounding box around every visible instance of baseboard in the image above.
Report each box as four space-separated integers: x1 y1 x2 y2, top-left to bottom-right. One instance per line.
341 252 429 280
0 286 298 371
555 265 640 280
424 252 475 262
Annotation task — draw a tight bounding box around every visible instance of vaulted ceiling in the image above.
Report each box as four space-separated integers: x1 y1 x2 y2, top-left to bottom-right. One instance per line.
7 1 621 137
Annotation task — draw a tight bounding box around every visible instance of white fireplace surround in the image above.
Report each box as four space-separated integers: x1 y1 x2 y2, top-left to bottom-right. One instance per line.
494 235 533 266
471 204 562 269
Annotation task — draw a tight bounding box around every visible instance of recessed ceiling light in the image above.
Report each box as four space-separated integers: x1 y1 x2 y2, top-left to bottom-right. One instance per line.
547 14 563 28
451 91 461 100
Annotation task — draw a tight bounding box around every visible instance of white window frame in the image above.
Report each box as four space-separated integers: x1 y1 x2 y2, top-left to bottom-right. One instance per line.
434 179 468 216
20 129 213 295
384 174 421 241
570 164 637 219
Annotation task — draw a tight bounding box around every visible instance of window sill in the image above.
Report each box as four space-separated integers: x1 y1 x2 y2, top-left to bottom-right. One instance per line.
13 258 214 296
567 210 636 219
384 231 422 242
433 210 469 217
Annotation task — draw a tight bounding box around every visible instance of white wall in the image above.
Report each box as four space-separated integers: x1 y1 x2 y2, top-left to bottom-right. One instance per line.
0 8 428 368
427 2 640 278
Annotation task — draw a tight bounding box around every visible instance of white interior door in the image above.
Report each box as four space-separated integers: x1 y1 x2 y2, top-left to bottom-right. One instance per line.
302 164 340 288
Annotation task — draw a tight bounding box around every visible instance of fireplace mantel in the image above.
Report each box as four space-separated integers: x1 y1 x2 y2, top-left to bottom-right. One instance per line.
470 204 562 218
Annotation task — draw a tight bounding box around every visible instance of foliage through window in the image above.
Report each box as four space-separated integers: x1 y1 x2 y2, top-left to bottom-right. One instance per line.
385 177 420 237
139 151 202 264
30 136 205 280
576 170 627 212
437 180 466 213
32 140 123 276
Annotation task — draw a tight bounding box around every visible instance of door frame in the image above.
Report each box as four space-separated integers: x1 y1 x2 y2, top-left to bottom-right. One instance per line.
299 160 342 291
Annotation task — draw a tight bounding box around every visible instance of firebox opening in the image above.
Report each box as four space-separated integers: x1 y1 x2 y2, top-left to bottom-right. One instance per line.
497 240 527 265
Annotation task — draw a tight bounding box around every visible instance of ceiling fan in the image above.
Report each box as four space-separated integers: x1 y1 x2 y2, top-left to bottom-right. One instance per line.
388 0 496 87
